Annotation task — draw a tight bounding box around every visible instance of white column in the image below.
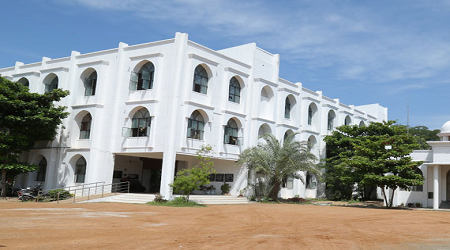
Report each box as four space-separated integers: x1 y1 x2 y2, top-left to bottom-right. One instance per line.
160 152 176 199
433 165 440 210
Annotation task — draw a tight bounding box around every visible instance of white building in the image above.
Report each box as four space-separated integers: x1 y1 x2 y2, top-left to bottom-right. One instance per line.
391 121 450 209
0 32 387 199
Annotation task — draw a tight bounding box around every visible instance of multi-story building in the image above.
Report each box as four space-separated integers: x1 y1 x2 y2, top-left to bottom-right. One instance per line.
0 32 387 199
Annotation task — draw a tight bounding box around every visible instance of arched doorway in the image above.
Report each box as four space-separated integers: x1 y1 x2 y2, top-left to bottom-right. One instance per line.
447 170 450 201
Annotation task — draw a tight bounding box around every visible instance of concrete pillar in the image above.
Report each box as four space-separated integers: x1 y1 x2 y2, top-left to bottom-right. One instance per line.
433 165 440 210
160 152 176 198
159 32 189 199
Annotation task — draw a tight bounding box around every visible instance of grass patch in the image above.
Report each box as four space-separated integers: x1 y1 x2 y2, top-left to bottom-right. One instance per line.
146 197 205 207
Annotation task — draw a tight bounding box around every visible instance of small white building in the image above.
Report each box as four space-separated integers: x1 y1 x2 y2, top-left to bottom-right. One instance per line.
0 32 387 199
393 121 450 209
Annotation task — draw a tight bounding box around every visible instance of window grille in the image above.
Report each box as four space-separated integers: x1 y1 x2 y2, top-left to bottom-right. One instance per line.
193 65 208 94
228 77 241 103
84 71 97 96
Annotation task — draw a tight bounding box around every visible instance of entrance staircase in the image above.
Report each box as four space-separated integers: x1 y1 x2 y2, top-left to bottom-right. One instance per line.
440 201 450 209
82 193 251 205
185 195 250 205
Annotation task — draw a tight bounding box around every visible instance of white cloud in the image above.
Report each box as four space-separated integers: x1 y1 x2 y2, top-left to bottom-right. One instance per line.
55 0 450 87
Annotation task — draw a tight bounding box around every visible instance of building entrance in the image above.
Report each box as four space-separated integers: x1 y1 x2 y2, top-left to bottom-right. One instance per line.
447 170 450 201
141 158 162 193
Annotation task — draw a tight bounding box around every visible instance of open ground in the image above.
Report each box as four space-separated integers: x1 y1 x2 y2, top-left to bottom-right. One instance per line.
1 200 450 249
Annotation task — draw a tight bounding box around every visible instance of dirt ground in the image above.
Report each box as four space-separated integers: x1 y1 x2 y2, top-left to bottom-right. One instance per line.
1 200 450 250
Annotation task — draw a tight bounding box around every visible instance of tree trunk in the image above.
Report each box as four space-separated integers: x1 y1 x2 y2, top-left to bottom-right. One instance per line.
388 187 396 208
268 180 281 201
1 169 6 198
381 186 388 208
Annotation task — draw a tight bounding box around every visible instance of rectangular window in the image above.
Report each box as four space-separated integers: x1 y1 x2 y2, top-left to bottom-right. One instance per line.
215 174 224 182
224 174 234 182
411 185 423 192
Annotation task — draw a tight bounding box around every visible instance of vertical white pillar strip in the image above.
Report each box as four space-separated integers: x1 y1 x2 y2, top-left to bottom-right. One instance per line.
433 165 439 210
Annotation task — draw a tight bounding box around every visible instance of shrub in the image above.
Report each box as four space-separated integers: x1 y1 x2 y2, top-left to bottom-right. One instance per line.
48 189 71 200
286 197 307 203
221 183 230 194
170 145 216 201
153 193 167 203
147 196 205 207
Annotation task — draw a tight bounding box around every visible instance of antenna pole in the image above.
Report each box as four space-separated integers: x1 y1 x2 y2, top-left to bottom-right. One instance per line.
407 106 410 135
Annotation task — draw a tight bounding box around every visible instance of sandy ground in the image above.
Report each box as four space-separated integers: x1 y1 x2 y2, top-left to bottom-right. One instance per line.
1 200 450 250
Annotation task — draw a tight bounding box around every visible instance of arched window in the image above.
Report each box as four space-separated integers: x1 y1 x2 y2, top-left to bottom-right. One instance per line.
75 157 86 183
228 77 241 103
36 157 47 182
327 110 335 131
84 71 97 96
285 97 291 119
345 115 351 126
18 77 29 88
193 65 208 94
308 135 316 151
131 108 151 137
187 110 205 140
224 119 239 145
359 121 365 127
258 124 271 138
45 75 58 92
306 172 316 189
130 62 154 90
308 104 317 126
411 168 423 192
284 130 294 141
79 113 92 139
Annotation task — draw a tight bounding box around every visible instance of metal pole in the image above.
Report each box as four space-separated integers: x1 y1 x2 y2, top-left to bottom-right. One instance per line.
88 187 90 200
102 184 104 198
57 192 60 204
127 181 130 193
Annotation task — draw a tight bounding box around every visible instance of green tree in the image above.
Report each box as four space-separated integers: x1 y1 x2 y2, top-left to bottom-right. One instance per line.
0 77 69 197
170 145 216 201
237 133 318 201
408 125 440 149
323 121 423 207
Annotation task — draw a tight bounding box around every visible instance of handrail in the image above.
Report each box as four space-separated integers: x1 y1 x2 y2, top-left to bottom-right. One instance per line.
39 181 106 194
56 181 130 204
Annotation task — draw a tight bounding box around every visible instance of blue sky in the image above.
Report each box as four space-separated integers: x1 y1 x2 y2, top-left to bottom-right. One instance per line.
2 0 449 129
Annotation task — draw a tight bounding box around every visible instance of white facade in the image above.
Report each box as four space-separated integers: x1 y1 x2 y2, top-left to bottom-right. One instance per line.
0 32 387 199
393 121 450 209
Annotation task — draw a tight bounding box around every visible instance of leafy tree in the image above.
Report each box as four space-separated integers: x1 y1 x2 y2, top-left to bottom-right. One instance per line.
170 145 216 201
408 125 440 149
0 77 69 197
323 121 423 207
323 124 375 200
237 133 318 201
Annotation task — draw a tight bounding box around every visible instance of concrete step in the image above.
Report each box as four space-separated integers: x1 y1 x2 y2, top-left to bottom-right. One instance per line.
185 195 251 205
81 193 155 204
81 193 251 205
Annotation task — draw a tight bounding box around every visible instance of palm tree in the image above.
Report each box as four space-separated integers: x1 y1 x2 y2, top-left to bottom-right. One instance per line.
237 133 319 200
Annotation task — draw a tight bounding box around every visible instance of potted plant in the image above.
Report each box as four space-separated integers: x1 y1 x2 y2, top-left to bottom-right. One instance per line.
221 182 230 195
238 187 247 197
199 185 215 195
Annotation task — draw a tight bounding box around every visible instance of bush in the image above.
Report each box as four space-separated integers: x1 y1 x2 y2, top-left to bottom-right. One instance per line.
48 189 71 200
147 196 205 207
221 183 230 194
286 197 307 203
153 193 167 203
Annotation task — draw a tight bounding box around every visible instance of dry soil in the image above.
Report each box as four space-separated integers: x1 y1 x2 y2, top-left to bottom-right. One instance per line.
1 200 450 249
